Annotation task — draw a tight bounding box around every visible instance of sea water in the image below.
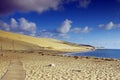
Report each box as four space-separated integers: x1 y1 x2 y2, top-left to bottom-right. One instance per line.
65 49 120 59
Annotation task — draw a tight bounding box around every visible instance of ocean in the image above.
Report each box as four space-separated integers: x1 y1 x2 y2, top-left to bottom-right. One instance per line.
65 49 120 59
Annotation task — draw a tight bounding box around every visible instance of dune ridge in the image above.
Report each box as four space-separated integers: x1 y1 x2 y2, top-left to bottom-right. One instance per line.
0 30 94 52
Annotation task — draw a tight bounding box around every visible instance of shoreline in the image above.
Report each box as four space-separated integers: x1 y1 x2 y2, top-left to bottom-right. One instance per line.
1 49 120 61
53 53 120 62
60 49 120 61
62 49 95 56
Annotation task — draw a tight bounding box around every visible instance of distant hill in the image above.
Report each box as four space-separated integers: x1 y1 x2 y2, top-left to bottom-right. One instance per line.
0 30 94 52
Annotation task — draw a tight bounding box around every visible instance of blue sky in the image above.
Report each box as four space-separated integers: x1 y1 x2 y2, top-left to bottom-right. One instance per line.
0 0 120 49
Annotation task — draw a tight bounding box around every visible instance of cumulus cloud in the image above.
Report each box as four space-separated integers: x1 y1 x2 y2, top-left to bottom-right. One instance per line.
0 18 91 38
19 18 36 35
0 0 92 14
0 21 10 31
37 29 70 39
79 0 91 8
99 21 120 30
37 19 73 39
0 18 36 36
10 18 18 28
71 26 91 33
57 33 70 39
56 19 91 38
37 30 54 38
82 26 91 32
64 0 91 8
57 19 72 34
0 0 61 14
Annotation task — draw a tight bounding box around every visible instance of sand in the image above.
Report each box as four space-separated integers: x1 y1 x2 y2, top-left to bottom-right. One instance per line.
0 52 120 80
0 54 10 79
0 30 93 52
1 60 25 80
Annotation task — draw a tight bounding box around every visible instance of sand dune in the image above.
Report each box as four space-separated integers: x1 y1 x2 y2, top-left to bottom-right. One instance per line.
0 30 93 52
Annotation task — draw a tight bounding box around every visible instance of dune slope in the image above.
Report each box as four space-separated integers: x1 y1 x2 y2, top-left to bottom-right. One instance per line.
0 30 93 52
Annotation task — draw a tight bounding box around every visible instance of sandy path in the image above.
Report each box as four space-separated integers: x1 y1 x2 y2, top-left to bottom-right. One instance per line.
1 60 25 80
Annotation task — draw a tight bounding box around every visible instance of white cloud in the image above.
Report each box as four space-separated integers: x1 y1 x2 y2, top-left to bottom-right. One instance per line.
71 27 81 33
19 18 36 35
99 21 120 30
10 18 18 28
57 19 72 34
57 33 70 39
79 0 91 8
71 26 91 33
37 29 70 39
82 26 91 32
0 0 92 14
0 21 10 31
0 18 37 36
116 24 120 27
63 0 91 8
0 0 61 14
0 18 92 39
16 0 61 13
37 30 54 38
56 19 91 38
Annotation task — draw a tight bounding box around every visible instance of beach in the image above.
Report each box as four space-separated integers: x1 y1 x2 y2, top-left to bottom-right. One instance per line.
0 51 120 80
0 0 119 79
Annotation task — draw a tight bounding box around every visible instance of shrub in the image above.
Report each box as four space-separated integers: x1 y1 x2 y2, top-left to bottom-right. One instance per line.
38 51 43 54
0 54 4 56
74 56 79 59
